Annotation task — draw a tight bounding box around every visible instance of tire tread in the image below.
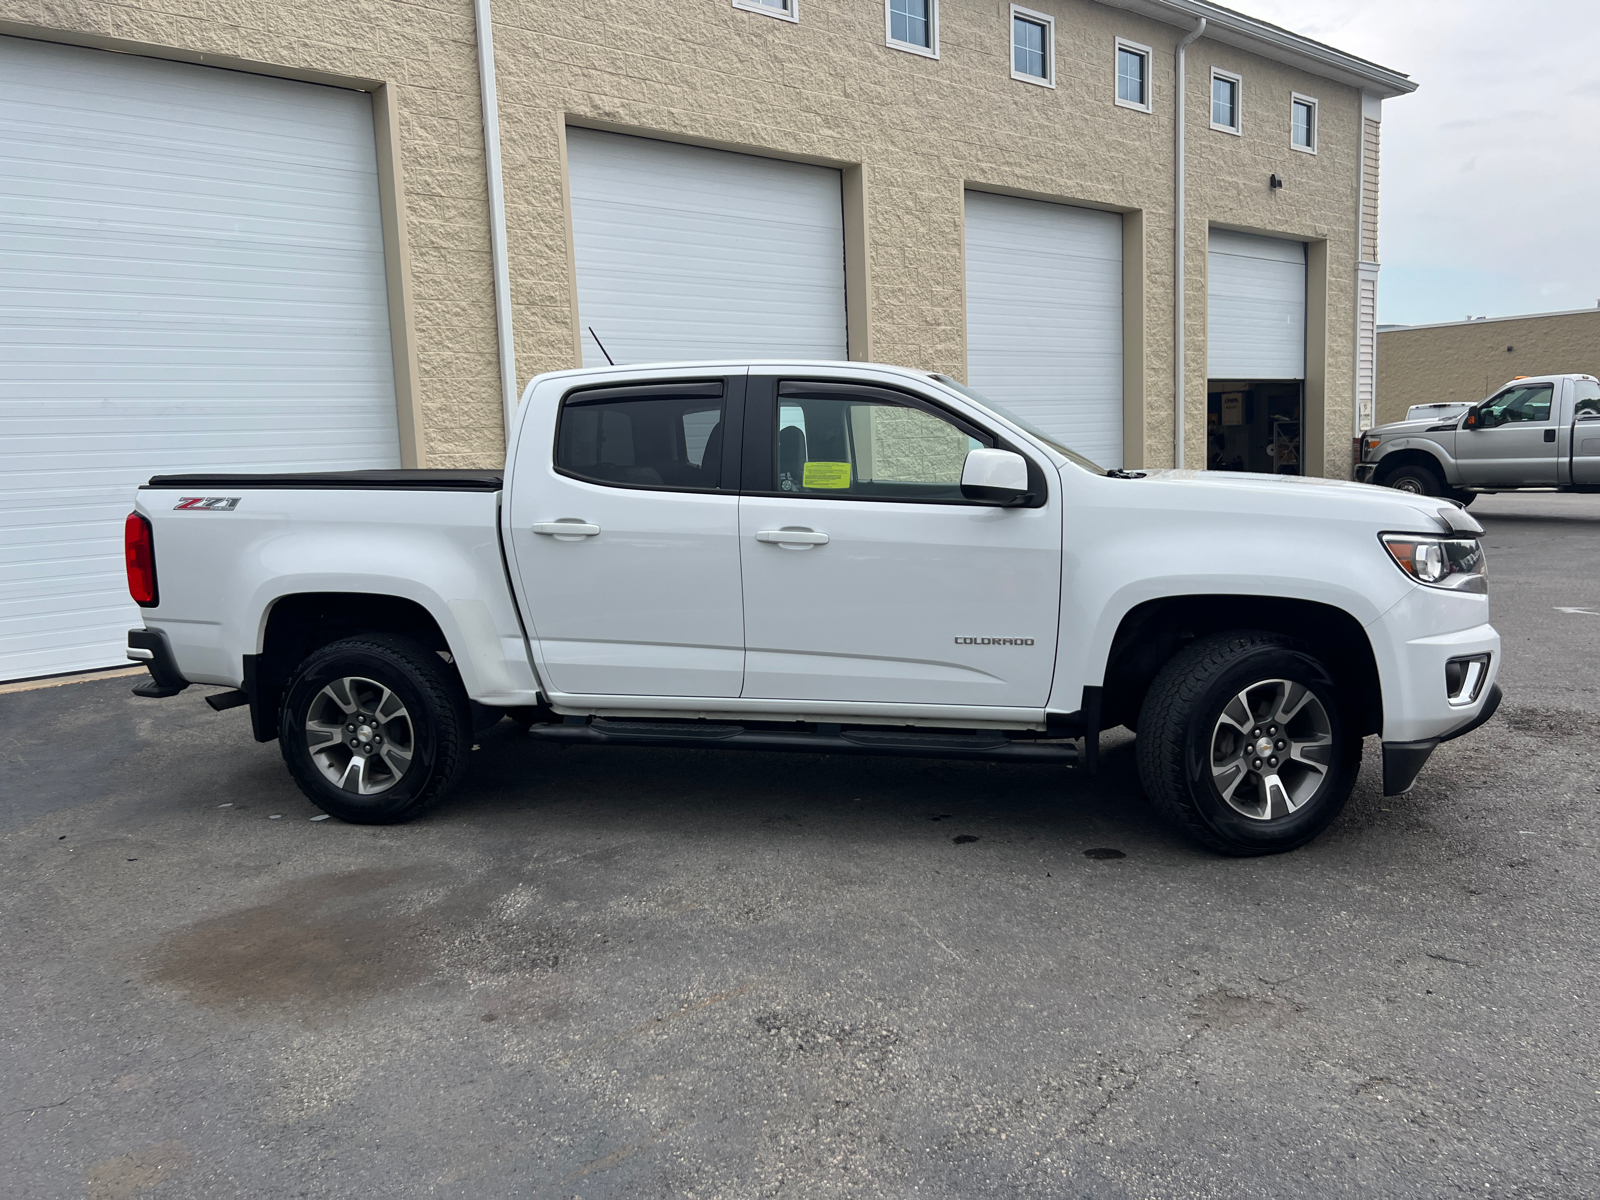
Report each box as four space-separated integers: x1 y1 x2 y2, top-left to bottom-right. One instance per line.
1137 631 1307 856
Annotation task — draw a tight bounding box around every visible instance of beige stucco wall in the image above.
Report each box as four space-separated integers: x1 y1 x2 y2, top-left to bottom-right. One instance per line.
1376 310 1600 425
2 0 1372 475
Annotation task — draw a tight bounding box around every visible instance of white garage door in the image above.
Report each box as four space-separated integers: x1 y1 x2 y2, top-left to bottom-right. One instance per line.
964 191 1124 470
566 128 846 367
0 37 400 682
1207 230 1306 379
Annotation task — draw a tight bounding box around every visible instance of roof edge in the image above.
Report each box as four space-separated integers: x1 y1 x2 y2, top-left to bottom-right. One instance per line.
1379 307 1600 333
1093 0 1416 98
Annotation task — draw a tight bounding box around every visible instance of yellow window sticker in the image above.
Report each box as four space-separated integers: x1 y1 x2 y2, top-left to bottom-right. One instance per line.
802 462 852 489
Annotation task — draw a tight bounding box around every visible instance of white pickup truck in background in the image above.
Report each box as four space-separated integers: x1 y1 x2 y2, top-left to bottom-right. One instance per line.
1358 373 1600 502
125 361 1502 856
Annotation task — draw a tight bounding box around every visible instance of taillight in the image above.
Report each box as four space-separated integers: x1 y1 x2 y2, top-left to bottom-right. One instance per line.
125 512 158 606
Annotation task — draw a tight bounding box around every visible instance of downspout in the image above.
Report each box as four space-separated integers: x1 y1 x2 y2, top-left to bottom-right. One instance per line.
473 0 518 451
1173 16 1206 469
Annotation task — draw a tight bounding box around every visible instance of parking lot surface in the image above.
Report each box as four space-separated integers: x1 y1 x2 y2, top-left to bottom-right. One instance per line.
3 492 1598 1199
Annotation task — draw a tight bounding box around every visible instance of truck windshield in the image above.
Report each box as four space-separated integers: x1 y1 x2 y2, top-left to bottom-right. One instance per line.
927 374 1108 476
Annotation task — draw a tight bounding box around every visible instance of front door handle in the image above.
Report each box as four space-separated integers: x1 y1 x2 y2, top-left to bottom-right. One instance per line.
755 528 829 549
1544 428 1556 443
532 521 600 540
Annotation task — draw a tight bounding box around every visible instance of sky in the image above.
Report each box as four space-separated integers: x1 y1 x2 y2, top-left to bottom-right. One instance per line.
1236 0 1600 326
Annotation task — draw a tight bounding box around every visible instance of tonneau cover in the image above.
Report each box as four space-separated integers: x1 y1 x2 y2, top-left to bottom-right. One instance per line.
143 470 503 492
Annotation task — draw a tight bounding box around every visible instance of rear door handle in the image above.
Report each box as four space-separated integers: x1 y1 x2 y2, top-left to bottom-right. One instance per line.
532 521 600 539
755 528 829 548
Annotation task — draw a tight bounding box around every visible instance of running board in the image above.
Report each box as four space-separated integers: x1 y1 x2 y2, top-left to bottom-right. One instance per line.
524 717 1080 763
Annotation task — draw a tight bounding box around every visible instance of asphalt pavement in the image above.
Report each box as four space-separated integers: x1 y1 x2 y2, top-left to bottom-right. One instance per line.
3 491 1597 1199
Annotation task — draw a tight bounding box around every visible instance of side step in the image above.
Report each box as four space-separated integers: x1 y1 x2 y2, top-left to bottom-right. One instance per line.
524 717 1080 764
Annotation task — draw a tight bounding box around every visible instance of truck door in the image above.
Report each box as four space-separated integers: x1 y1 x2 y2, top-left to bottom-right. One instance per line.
504 376 745 698
736 378 1061 708
1573 378 1600 486
1454 381 1558 486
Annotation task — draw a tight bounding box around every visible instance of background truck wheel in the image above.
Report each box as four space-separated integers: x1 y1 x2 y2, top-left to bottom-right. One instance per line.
279 635 471 824
1381 462 1444 497
1136 632 1361 856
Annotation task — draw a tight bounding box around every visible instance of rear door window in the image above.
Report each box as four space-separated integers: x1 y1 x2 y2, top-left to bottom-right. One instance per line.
556 383 727 490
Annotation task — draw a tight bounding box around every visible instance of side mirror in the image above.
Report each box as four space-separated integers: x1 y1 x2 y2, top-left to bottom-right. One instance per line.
961 448 1031 505
1463 411 1479 429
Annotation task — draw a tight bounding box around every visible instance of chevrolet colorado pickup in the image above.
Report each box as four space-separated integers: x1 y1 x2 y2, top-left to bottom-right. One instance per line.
1357 372 1600 501
124 361 1502 855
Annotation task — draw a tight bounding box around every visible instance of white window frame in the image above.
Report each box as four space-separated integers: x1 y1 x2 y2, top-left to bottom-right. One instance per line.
1210 67 1243 135
1009 6 1055 88
1113 37 1152 112
885 0 939 59
732 0 798 21
1290 92 1318 154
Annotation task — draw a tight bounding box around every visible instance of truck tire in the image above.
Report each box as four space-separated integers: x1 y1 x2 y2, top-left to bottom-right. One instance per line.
1381 462 1444 497
1136 632 1361 856
278 634 471 824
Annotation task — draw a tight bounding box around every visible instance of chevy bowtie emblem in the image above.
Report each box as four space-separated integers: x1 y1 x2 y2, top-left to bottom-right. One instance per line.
174 497 240 511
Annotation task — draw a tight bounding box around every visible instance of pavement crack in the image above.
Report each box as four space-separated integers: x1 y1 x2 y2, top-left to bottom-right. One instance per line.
1 1096 74 1121
1425 952 1476 967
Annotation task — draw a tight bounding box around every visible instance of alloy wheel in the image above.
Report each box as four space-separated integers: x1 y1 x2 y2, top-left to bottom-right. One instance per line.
304 676 415 795
1209 678 1334 820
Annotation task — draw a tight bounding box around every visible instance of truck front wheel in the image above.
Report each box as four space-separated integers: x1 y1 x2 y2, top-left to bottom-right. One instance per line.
1381 461 1444 497
1136 632 1361 856
278 635 471 824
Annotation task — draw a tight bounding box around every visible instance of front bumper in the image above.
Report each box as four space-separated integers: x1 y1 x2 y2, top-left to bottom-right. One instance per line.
1381 683 1503 795
1354 462 1377 484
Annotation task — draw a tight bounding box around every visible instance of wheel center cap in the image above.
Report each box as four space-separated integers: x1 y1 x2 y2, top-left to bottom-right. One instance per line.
1254 736 1275 759
357 724 373 742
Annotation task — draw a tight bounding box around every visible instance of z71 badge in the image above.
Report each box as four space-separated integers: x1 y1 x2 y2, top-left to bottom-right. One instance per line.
174 497 240 511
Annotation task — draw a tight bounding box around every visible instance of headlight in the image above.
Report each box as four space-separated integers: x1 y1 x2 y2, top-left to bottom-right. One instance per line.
1361 435 1382 460
1381 533 1488 593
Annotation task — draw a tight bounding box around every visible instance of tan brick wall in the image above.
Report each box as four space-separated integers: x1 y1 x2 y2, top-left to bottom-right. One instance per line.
503 0 1366 476
1377 310 1600 425
2 0 1373 474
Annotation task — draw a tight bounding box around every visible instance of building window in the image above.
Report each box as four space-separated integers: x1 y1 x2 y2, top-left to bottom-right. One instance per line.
1115 39 1151 111
1211 69 1242 134
733 0 798 21
1011 7 1054 87
1291 93 1318 152
886 0 937 58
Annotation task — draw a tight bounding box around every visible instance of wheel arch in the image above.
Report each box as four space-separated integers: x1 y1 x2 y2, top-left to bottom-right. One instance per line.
1099 594 1382 737
1373 447 1449 487
244 592 457 742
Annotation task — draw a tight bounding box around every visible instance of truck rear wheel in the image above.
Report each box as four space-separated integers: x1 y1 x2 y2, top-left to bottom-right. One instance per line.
279 635 471 824
1136 632 1361 856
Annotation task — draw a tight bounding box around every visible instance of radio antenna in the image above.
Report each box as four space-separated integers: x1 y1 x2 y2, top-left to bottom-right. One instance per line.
587 327 615 366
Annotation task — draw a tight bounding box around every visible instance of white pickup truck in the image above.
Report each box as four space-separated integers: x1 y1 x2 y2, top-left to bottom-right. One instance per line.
125 361 1502 855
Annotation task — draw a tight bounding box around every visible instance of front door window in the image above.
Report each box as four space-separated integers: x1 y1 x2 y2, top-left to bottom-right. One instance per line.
1476 383 1553 428
775 394 983 500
